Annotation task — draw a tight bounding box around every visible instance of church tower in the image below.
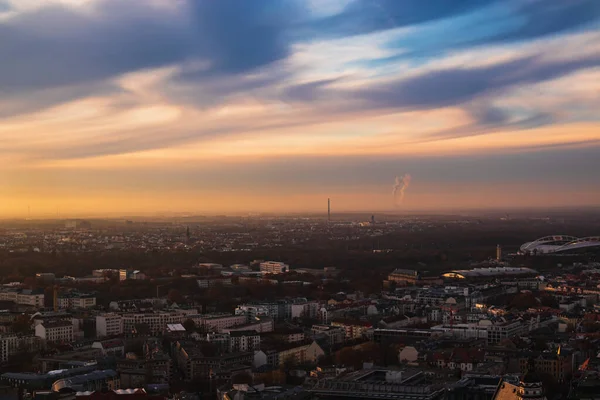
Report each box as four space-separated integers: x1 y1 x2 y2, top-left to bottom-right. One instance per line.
518 358 547 400
493 358 547 400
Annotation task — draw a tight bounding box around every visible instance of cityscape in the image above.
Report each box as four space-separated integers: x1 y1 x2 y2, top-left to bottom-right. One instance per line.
0 212 599 399
1 1 600 400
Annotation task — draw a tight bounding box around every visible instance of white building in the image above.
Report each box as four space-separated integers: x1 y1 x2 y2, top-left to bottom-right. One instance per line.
229 330 261 353
431 319 526 345
17 290 45 307
121 311 190 335
0 289 45 307
96 314 124 337
35 321 74 343
260 261 289 275
57 294 96 309
189 313 247 332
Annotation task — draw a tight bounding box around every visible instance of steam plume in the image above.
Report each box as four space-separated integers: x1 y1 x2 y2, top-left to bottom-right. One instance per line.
393 173 412 206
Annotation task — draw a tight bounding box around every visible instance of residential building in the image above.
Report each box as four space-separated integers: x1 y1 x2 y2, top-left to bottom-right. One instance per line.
291 300 319 319
518 351 572 383
276 341 324 367
96 313 124 337
92 339 125 357
58 293 97 309
222 317 274 334
311 325 345 347
229 330 261 353
35 321 74 343
121 311 192 335
0 336 18 363
174 341 253 382
331 320 372 340
189 313 247 332
0 289 45 307
259 261 290 275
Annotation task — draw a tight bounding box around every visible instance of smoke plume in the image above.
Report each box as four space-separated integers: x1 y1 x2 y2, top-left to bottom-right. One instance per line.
393 173 412 206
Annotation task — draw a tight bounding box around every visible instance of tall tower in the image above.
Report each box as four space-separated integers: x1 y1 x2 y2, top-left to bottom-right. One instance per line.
327 198 331 222
496 245 502 261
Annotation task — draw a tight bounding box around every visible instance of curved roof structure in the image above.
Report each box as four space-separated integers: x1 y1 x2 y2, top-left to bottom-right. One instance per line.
520 236 600 254
442 267 538 280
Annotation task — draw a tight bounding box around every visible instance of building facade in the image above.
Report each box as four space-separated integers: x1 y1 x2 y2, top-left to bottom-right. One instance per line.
96 314 124 338
259 261 290 275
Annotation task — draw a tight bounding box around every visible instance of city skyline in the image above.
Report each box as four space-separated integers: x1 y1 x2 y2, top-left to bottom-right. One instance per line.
1 0 600 217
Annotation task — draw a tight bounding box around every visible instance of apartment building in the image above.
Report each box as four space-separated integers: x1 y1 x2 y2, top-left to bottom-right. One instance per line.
331 320 372 340
236 300 293 321
35 321 74 343
229 330 261 353
57 294 96 309
0 335 42 362
17 290 45 307
174 341 253 382
0 289 45 307
276 341 324 367
121 311 189 335
259 261 290 275
96 314 124 338
311 325 345 347
222 317 274 334
291 300 319 319
189 313 247 332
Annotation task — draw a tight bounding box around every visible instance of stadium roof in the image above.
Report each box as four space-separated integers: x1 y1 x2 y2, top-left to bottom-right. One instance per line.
520 236 600 254
442 267 538 279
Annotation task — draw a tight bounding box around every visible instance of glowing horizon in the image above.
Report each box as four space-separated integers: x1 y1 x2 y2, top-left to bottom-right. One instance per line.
1 0 599 217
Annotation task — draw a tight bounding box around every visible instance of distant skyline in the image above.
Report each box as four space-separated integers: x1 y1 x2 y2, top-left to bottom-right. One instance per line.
1 0 600 217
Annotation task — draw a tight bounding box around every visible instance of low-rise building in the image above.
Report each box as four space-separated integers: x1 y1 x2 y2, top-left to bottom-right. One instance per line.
96 313 124 338
260 261 289 275
0 289 45 307
277 340 324 367
222 317 274 334
189 313 247 333
35 321 74 343
57 293 97 309
197 277 233 288
331 320 372 340
122 311 193 335
92 339 125 357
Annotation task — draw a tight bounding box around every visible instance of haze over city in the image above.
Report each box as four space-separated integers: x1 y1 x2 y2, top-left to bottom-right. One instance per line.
1 0 600 217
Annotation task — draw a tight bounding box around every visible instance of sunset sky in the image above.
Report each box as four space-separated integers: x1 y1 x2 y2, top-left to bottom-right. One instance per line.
1 0 599 217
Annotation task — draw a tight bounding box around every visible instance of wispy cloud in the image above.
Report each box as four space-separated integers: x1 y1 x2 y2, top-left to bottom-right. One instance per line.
1 0 599 215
